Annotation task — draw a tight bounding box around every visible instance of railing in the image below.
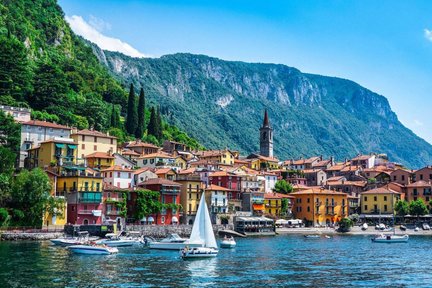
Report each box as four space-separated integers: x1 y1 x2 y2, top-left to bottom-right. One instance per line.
106 211 121 216
61 187 102 193
0 226 64 233
160 188 180 194
78 210 93 215
79 192 102 203
325 202 337 207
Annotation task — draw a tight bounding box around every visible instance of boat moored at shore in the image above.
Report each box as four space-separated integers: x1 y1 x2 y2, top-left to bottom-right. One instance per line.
371 234 409 243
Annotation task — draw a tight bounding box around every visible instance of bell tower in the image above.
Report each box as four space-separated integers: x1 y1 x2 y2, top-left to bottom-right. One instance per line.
259 109 273 158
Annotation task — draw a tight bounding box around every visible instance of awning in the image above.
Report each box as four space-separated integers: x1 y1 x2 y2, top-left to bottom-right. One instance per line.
252 204 265 211
55 143 65 148
67 144 77 149
147 216 155 222
172 216 179 223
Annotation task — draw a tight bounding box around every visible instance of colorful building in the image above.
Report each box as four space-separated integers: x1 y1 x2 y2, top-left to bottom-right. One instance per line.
208 171 242 211
42 170 67 228
85 152 115 170
102 165 134 189
71 129 117 159
205 184 229 214
405 181 432 203
291 188 349 226
125 140 159 156
176 173 204 224
264 192 294 217
25 138 78 170
136 152 178 169
360 187 403 218
246 154 279 170
196 149 236 166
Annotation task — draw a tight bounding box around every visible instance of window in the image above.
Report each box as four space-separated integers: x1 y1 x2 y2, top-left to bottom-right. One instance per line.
110 172 112 177
161 216 165 224
82 144 85 149
94 145 97 151
94 136 97 143
374 196 377 201
384 205 388 212
307 206 310 212
402 175 405 181
420 174 424 180
307 198 310 203
384 196 387 201
393 175 396 181
128 173 131 179
364 205 368 211
189 204 192 213
117 172 121 177
189 193 192 200
143 160 148 165
110 139 113 145
72 206 75 211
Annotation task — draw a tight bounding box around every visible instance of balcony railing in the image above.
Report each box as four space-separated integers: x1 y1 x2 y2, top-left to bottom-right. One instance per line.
78 210 93 215
79 192 102 203
325 202 337 207
160 188 180 194
106 211 121 216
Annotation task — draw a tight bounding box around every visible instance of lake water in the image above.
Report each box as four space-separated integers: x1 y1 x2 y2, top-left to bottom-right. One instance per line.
1 234 431 287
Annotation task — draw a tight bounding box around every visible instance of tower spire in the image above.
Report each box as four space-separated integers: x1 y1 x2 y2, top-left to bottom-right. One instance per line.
263 109 269 127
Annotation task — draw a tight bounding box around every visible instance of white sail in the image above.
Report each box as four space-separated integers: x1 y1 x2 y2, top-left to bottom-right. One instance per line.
189 192 217 249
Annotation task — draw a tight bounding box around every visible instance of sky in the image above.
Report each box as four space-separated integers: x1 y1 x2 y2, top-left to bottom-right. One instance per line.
59 0 432 143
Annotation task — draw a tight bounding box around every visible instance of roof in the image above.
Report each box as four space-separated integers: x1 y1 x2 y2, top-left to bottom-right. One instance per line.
133 167 154 175
103 183 129 191
327 176 346 182
154 168 176 175
360 187 401 195
196 149 233 158
22 120 71 130
247 153 279 162
138 152 174 159
291 188 348 196
178 168 196 175
210 171 236 177
326 163 347 171
101 165 134 172
84 152 114 159
351 155 374 161
72 129 117 139
205 184 231 191
406 180 431 188
126 141 159 149
39 138 76 145
340 165 362 172
326 180 367 187
263 109 270 127
121 149 141 156
139 178 181 186
303 169 324 174
264 192 294 199
312 160 331 167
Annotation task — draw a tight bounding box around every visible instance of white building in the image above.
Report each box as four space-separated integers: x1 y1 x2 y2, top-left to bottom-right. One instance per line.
20 120 71 167
0 105 31 122
136 152 178 169
206 184 229 214
101 165 134 189
260 172 277 193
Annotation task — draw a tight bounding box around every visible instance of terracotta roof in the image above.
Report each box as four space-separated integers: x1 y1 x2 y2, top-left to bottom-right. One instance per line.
39 139 76 145
178 168 196 175
340 165 362 172
126 141 159 149
103 183 129 191
133 167 154 175
312 160 331 167
327 176 346 182
138 152 175 159
351 155 374 161
361 187 401 195
205 184 231 191
406 180 431 188
121 149 141 156
326 163 347 171
139 178 181 186
22 120 71 130
73 129 117 139
210 171 235 177
234 159 249 164
414 166 432 173
291 188 348 196
196 150 232 158
327 180 367 187
390 169 412 175
303 169 324 174
84 152 114 159
154 168 176 175
101 165 134 172
264 192 294 199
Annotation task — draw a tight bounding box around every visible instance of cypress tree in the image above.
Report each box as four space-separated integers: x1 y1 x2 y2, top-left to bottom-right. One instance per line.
110 104 120 128
125 83 137 135
156 106 163 140
147 107 157 138
135 87 146 138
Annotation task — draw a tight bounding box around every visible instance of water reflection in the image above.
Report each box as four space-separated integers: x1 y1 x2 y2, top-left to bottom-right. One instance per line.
185 258 218 287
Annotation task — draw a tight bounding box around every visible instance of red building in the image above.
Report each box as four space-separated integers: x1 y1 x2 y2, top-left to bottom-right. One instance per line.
129 178 182 225
208 171 242 211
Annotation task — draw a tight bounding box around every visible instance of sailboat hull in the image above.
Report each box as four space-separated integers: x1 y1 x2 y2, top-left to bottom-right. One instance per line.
149 242 203 250
181 247 218 259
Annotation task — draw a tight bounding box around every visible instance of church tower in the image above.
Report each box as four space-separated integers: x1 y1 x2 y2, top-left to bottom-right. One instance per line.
259 109 273 158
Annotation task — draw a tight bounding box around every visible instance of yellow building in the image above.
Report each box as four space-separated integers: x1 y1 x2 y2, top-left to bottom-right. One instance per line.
196 149 235 165
42 170 67 228
85 152 115 170
175 157 187 170
360 187 403 216
291 188 349 226
25 138 78 169
264 192 294 216
176 173 204 224
246 154 279 171
71 129 117 159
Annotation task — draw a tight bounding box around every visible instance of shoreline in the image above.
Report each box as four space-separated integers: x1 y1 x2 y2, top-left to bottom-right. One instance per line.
276 226 432 236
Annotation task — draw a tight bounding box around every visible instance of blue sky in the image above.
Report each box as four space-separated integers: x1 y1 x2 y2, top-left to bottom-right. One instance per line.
59 0 432 143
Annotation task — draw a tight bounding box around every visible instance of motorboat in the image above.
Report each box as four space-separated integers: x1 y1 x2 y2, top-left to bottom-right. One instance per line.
68 244 119 255
181 193 218 259
220 236 236 248
96 232 143 247
400 225 407 231
371 234 409 243
324 235 331 239
361 223 368 231
304 235 320 239
422 223 430 230
148 233 203 250
51 231 89 246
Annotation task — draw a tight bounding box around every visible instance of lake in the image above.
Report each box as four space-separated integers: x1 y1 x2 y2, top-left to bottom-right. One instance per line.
0 234 431 287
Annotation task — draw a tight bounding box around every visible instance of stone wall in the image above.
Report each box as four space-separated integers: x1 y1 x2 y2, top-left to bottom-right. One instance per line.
126 224 234 238
1 232 63 241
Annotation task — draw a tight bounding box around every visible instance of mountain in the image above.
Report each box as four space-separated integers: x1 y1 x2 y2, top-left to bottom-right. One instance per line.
92 49 431 168
0 0 201 149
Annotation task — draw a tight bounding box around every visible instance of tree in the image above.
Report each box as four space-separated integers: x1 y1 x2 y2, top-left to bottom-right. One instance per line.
338 217 353 232
408 199 428 217
281 198 289 216
156 106 163 140
110 104 120 128
395 200 409 217
125 83 137 135
274 180 293 194
147 106 158 139
134 189 163 221
135 87 146 138
9 168 53 227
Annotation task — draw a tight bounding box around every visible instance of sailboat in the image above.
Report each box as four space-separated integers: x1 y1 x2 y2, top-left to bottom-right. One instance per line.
181 193 218 259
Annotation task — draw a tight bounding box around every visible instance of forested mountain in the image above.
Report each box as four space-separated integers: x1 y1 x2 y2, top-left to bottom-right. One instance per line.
0 0 200 148
93 50 432 168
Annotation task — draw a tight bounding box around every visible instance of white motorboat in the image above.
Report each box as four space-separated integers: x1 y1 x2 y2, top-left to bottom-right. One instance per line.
148 233 203 250
220 236 236 248
304 234 320 239
96 232 143 247
68 244 119 255
361 223 368 231
181 194 218 259
371 234 409 243
51 231 89 246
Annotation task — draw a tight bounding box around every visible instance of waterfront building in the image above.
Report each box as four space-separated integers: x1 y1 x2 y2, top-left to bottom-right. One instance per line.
263 192 294 217
71 129 117 159
208 171 242 212
136 178 182 225
291 188 349 226
359 187 403 222
84 152 115 170
205 184 229 223
101 165 134 189
405 181 432 203
61 168 104 225
20 120 71 168
42 170 67 228
325 176 367 196
102 183 127 229
176 172 204 224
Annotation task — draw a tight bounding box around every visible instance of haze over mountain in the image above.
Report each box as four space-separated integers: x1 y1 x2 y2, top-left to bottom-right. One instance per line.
90 46 432 168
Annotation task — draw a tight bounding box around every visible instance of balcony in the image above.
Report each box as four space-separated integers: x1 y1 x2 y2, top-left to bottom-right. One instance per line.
325 202 337 207
78 210 93 215
315 201 322 206
160 188 180 195
106 210 121 216
79 192 102 203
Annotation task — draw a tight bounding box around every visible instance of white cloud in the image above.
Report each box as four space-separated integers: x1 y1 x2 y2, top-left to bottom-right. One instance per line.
88 15 111 32
424 28 432 41
65 15 147 58
414 119 424 126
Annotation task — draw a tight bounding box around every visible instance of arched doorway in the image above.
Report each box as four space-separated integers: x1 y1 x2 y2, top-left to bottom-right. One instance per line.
188 219 193 225
83 219 89 225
